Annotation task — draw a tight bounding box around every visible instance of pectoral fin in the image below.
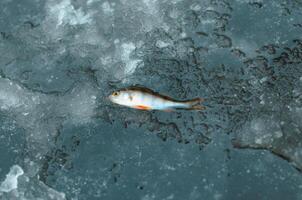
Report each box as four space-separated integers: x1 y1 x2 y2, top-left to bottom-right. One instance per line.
134 105 152 110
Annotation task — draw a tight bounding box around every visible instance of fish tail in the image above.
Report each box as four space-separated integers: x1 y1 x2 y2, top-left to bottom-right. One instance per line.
183 98 205 110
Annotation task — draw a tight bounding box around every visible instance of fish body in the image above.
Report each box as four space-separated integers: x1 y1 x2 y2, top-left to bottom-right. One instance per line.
108 86 205 111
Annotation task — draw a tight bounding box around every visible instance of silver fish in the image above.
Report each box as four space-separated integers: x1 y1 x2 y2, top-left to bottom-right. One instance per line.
108 86 205 111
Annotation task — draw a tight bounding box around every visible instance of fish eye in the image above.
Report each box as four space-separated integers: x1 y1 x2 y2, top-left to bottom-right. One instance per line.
112 91 119 96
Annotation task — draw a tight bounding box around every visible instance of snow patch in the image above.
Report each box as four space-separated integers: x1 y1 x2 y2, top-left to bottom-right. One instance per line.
0 89 20 110
293 107 302 122
190 3 202 11
142 0 158 15
171 0 183 4
237 117 283 147
156 40 170 48
64 85 97 124
0 79 38 110
120 42 142 75
232 39 258 57
0 163 66 199
48 0 93 26
87 0 100 5
169 8 180 19
181 32 187 38
259 94 265 105
0 165 24 193
139 0 165 32
250 118 279 145
102 2 114 14
274 130 283 138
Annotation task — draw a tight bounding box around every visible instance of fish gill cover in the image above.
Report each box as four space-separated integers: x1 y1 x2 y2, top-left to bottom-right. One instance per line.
0 0 302 199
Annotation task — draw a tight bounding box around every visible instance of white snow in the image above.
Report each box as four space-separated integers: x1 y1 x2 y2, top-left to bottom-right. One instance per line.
160 163 176 171
260 77 268 83
0 165 24 193
250 118 280 145
0 89 20 110
67 88 97 124
274 130 283 138
169 8 180 19
180 32 187 38
255 138 263 145
190 4 202 11
39 181 66 200
102 2 114 14
48 0 93 26
0 79 37 110
137 0 166 32
259 94 265 105
156 40 170 48
213 193 223 200
237 117 284 147
0 164 66 199
171 0 183 4
142 194 156 200
232 39 258 57
142 0 158 15
87 0 100 5
120 42 142 75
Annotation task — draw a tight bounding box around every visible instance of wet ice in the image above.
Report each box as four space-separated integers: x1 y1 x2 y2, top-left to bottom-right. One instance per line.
0 164 66 200
0 165 23 193
1 0 302 199
48 0 93 26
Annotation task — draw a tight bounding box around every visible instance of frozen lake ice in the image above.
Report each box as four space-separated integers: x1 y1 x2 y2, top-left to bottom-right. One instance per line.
0 0 302 199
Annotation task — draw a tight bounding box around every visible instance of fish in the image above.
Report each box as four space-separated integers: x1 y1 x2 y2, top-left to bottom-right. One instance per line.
108 86 205 111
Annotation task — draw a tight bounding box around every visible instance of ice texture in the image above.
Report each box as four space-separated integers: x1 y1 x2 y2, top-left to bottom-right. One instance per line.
120 42 142 76
0 164 66 200
47 0 93 26
0 165 23 193
1 0 302 199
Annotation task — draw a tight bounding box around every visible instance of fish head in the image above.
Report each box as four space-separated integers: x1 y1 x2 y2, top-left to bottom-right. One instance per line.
108 90 131 105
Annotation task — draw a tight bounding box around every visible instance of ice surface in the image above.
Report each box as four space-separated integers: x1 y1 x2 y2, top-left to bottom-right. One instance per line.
1 0 302 199
102 1 114 15
120 42 142 76
0 165 23 193
0 75 98 158
232 38 302 171
47 0 93 26
0 164 66 200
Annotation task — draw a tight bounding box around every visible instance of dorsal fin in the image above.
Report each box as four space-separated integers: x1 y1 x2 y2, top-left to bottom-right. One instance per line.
121 85 177 101
126 85 156 94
